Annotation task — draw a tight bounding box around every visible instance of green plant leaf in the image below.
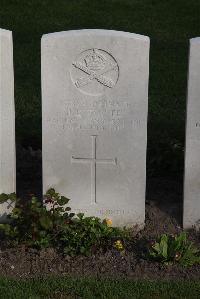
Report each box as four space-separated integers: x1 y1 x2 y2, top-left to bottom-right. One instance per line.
69 213 75 218
159 234 168 259
39 215 53 230
31 197 38 204
59 196 70 205
46 188 56 196
9 193 17 201
64 207 71 211
0 193 9 203
77 213 84 219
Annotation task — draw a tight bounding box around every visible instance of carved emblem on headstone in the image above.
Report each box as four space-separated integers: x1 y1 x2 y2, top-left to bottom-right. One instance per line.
71 49 119 96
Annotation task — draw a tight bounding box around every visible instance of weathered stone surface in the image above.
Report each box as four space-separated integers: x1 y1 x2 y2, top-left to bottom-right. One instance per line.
0 29 16 221
42 29 149 227
184 38 200 229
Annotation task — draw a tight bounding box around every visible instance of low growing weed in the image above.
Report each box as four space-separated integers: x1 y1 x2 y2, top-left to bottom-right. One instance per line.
0 189 127 256
147 232 200 266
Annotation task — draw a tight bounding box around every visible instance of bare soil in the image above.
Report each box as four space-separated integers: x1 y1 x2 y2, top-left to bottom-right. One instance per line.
0 146 198 280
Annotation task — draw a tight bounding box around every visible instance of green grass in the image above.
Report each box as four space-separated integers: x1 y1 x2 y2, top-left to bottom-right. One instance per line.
0 0 200 173
0 277 199 299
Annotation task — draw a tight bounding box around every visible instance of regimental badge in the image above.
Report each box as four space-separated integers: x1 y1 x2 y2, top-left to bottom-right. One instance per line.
70 49 119 96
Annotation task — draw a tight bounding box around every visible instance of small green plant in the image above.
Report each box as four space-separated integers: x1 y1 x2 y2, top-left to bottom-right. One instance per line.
148 232 200 266
0 189 74 248
59 213 126 256
0 189 127 255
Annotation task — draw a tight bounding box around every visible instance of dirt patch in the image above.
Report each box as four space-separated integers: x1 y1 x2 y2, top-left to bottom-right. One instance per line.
0 225 199 280
0 147 198 280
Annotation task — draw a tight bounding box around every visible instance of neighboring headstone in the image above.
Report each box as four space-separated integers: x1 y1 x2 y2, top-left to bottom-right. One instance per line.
184 38 200 229
42 29 149 228
0 29 16 221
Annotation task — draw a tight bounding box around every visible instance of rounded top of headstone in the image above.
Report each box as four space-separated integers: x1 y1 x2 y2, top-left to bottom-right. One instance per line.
190 37 200 44
0 28 12 38
42 29 149 43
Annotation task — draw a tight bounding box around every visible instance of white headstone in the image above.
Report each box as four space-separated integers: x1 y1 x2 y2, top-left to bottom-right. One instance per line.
184 37 200 229
42 29 149 228
0 29 16 221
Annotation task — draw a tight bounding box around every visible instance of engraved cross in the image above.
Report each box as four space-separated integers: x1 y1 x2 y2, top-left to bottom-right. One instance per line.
71 135 117 204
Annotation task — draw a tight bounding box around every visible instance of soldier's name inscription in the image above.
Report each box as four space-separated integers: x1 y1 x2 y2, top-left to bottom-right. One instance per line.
46 97 145 131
